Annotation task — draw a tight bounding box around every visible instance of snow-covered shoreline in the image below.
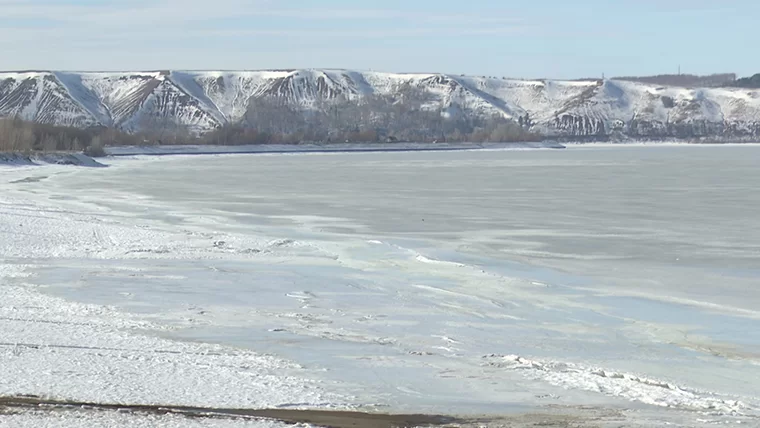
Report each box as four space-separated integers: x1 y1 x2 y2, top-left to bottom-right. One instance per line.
104 140 760 158
563 140 760 147
104 141 566 157
4 140 758 170
0 152 106 167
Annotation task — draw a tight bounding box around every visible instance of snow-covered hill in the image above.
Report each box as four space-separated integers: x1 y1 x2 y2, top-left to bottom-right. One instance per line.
1 69 759 140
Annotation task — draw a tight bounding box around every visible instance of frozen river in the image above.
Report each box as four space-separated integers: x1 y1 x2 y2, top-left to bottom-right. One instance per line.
2 145 759 426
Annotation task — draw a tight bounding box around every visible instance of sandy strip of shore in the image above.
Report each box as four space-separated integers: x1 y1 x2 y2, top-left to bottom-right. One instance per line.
1 395 634 428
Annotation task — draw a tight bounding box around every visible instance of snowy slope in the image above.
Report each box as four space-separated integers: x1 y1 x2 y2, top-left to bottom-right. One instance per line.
0 72 100 128
169 71 284 123
76 72 165 126
1 70 760 139
547 80 760 138
74 72 222 133
260 69 371 105
117 77 222 134
454 77 600 123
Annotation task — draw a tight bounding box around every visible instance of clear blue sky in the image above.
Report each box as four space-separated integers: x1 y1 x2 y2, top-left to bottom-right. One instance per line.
0 0 757 78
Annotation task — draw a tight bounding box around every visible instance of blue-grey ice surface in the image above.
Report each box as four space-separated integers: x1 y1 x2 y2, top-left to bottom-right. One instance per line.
10 145 760 424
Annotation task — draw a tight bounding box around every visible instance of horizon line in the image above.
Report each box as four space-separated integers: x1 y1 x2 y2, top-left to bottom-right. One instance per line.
0 68 745 82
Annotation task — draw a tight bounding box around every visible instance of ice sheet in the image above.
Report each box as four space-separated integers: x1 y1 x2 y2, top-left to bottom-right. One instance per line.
2 146 759 426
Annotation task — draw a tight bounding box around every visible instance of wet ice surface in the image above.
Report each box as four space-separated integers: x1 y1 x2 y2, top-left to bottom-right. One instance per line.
2 146 760 426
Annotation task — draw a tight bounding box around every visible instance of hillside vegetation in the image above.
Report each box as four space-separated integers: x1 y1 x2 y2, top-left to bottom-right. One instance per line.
613 73 736 88
0 118 113 154
0 113 537 153
730 74 760 88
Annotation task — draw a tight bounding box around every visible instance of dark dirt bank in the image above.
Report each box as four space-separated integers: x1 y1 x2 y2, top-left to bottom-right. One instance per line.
0 395 628 427
0 396 463 428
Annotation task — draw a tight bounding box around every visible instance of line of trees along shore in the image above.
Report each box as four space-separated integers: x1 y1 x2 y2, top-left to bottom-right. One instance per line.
141 84 539 146
1 85 540 152
0 118 147 156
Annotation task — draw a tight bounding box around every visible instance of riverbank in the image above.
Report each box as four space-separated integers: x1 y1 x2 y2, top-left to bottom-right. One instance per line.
104 141 566 157
0 152 105 167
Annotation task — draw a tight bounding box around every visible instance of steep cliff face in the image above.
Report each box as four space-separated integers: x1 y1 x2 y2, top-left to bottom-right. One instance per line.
1 69 759 140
